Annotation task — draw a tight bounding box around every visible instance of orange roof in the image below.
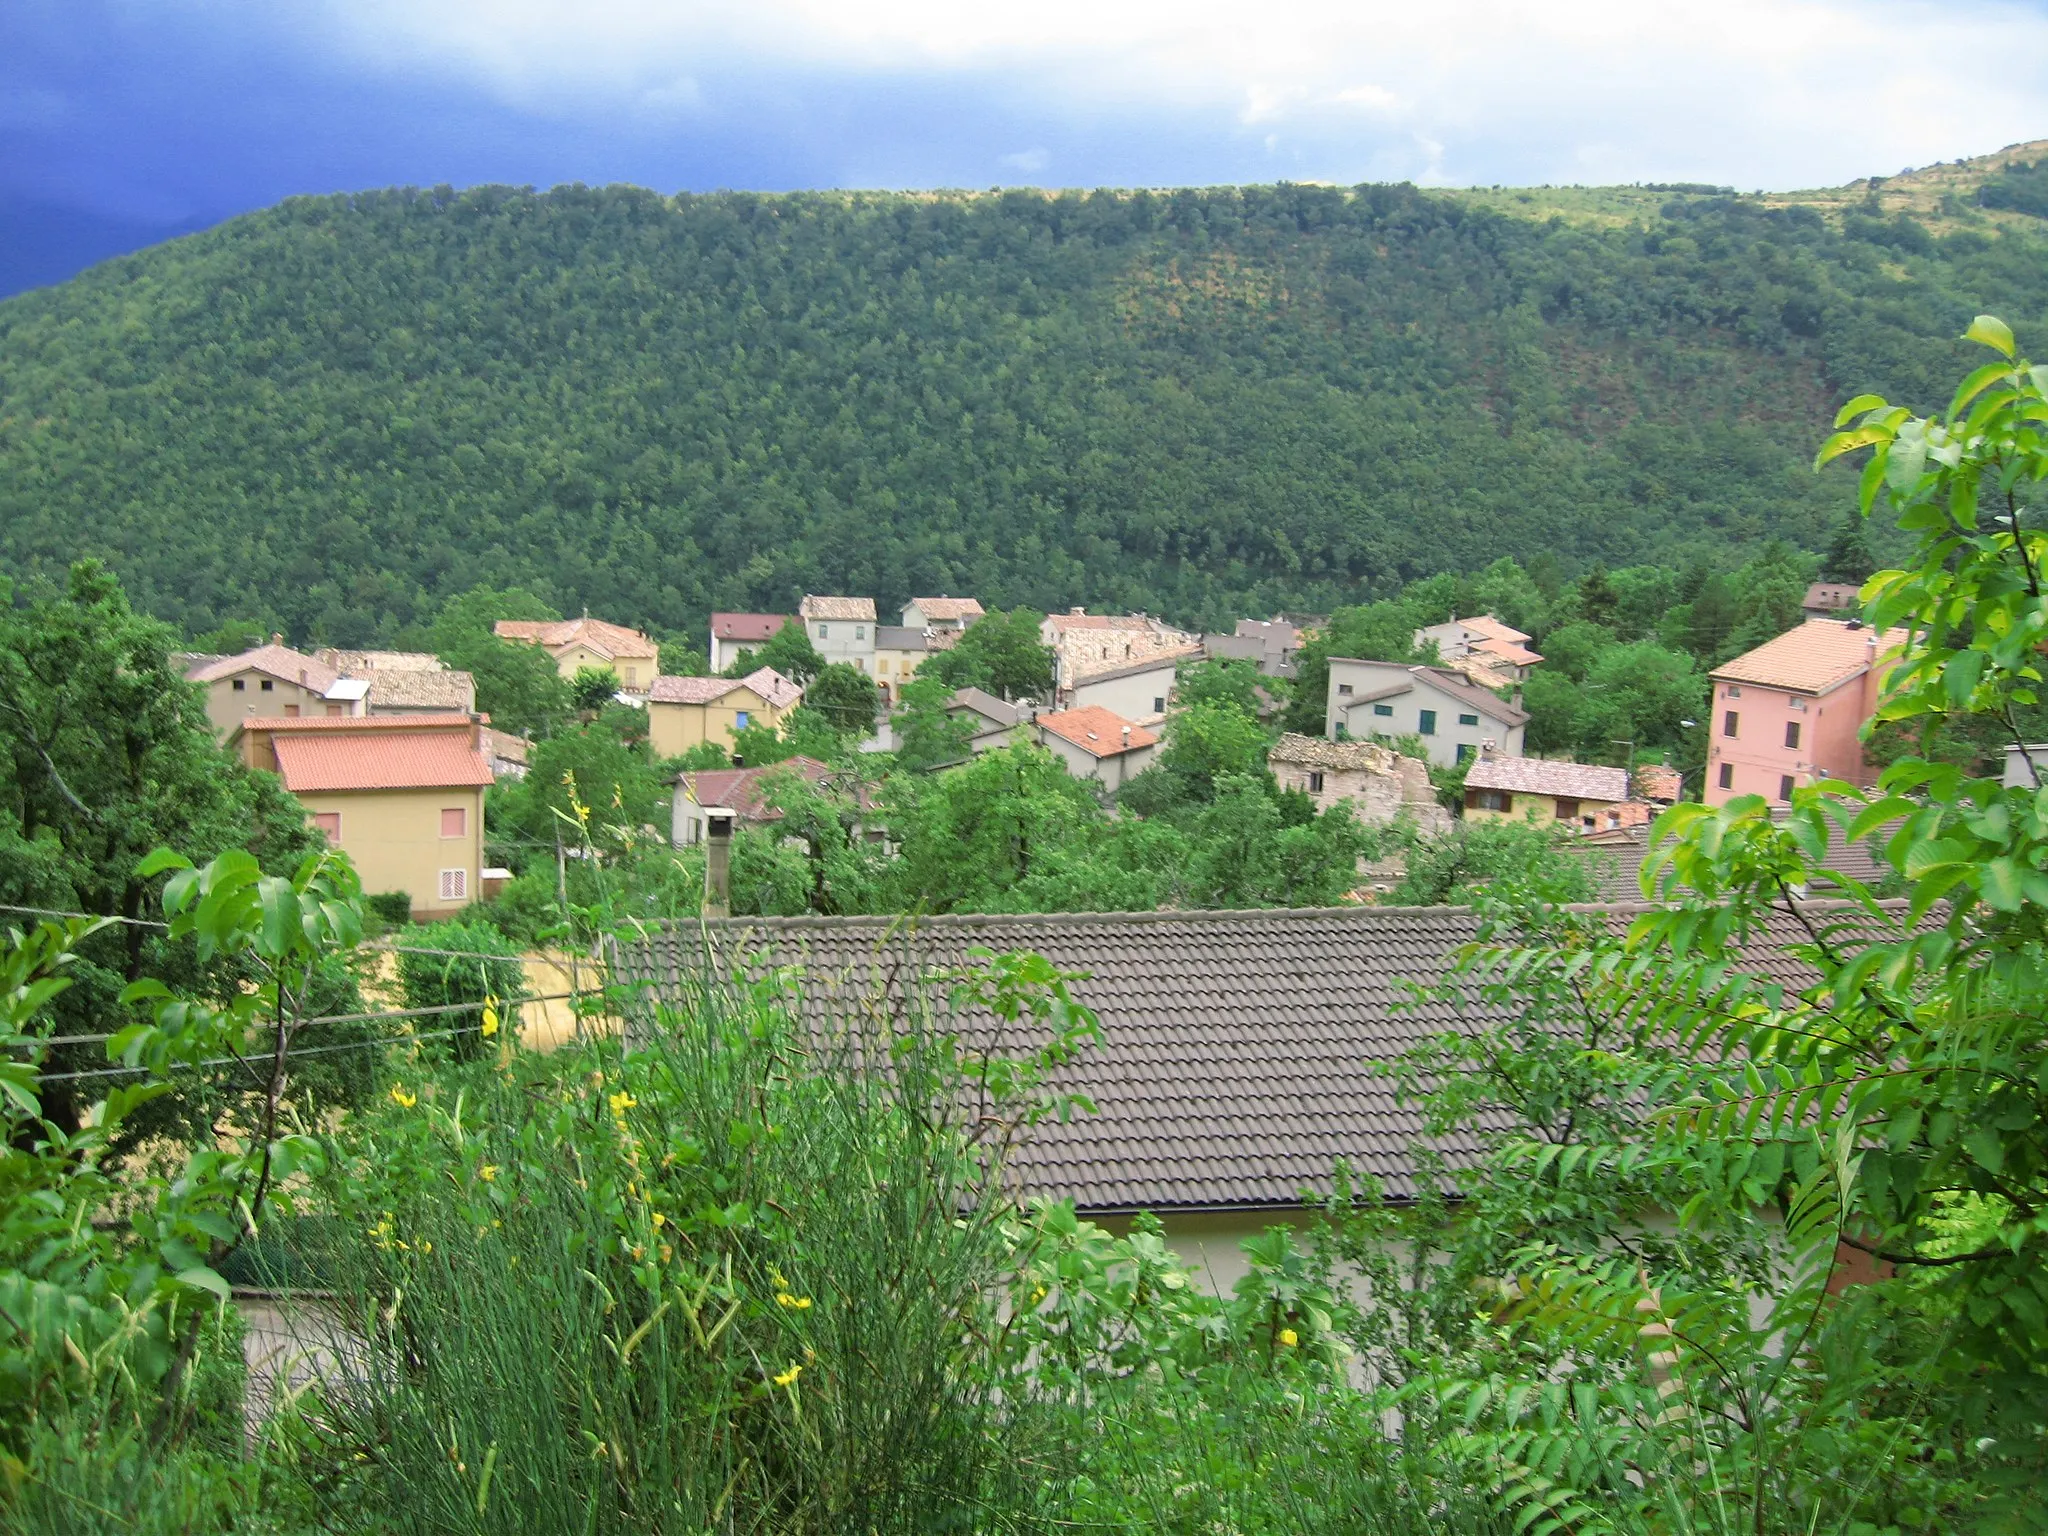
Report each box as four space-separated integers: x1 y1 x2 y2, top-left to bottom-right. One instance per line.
910 597 985 621
1471 635 1543 667
1035 706 1158 757
493 617 657 660
270 728 493 793
1711 620 1909 695
1459 614 1532 646
187 643 340 691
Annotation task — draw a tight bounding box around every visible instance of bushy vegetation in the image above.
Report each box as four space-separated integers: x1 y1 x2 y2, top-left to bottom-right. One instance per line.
8 175 2048 643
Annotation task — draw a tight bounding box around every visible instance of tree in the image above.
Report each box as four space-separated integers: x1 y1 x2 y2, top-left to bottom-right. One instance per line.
492 726 663 853
729 623 823 687
1820 507 1877 584
570 665 621 713
1172 657 1265 717
1720 539 1813 660
922 610 1056 701
1468 557 1548 635
892 675 977 772
658 638 708 677
429 586 572 736
1121 700 1272 817
806 663 881 736
1572 562 1620 629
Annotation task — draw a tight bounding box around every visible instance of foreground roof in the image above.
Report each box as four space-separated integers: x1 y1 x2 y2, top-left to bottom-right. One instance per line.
1574 819 1893 900
1711 619 1907 695
493 617 657 660
1035 706 1158 757
262 719 494 793
1465 756 1630 801
615 903 1879 1212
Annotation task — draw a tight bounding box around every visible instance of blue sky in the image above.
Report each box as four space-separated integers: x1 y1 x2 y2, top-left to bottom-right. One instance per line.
5 0 2047 296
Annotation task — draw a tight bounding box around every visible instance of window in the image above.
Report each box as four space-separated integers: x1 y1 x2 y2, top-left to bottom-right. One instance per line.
312 811 341 844
1722 710 1739 737
1457 712 1479 727
817 624 829 638
438 868 468 902
1555 798 1581 821
1779 775 1795 802
1152 696 1166 713
326 704 342 716
1726 686 1742 699
1308 771 1325 793
624 666 637 685
1337 683 1353 695
1418 709 1437 735
232 679 245 692
282 704 299 717
440 807 467 839
855 626 865 640
1372 703 1394 717
1456 743 1475 764
735 710 750 730
260 679 274 692
1467 788 1512 813
1784 721 1801 749
1718 763 1734 790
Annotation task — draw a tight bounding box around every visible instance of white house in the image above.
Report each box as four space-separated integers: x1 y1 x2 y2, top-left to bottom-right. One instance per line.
1325 659 1528 769
1033 706 1159 792
900 596 984 632
1066 647 1199 726
799 596 877 675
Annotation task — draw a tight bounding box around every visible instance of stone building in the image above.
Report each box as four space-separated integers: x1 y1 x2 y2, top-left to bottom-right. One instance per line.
1265 733 1450 833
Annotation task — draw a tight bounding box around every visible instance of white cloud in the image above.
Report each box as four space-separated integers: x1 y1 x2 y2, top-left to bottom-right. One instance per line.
279 0 2048 188
1001 147 1050 173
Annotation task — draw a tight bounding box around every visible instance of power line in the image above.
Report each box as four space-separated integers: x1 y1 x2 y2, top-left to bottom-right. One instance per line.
0 901 590 966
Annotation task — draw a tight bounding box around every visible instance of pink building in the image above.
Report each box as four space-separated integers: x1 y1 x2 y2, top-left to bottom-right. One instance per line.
1705 619 1905 807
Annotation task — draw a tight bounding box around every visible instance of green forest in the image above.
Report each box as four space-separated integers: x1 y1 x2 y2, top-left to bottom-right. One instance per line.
5 154 2048 643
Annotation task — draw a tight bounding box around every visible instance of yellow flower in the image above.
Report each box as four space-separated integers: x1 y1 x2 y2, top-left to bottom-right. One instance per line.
658 1243 672 1264
773 1363 802 1388
771 1269 789 1290
479 1165 498 1183
609 1091 636 1115
650 1211 665 1229
480 998 499 1038
1278 1328 1298 1348
389 1084 416 1109
776 1293 812 1311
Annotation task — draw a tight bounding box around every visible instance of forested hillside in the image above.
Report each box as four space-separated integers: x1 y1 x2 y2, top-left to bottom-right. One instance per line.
3 148 2047 644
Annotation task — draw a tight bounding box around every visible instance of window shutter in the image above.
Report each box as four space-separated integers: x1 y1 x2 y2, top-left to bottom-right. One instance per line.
439 868 468 902
441 807 467 838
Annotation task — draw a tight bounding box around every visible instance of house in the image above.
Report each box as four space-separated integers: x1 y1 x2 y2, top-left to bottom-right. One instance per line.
900 597 984 632
1066 646 1202 725
671 755 836 846
312 649 477 715
708 613 792 673
1202 618 1302 678
1461 753 1641 833
1325 659 1529 768
481 727 530 780
1416 614 1544 685
1033 706 1159 791
1802 583 1863 621
1634 764 1684 804
232 715 492 919
873 625 954 702
947 688 1031 753
2004 744 2048 789
616 900 1891 1290
186 642 360 735
1705 619 1905 807
1266 733 1450 831
493 616 660 694
1040 609 1199 697
799 596 877 675
646 668 803 758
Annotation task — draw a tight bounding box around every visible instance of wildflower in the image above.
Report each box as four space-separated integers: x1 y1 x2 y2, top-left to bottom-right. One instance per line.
1278 1328 1298 1348
650 1211 665 1229
609 1091 636 1115
771 1269 789 1290
776 1293 812 1311
481 997 500 1038
389 1084 417 1109
773 1363 802 1388
479 1165 498 1183
658 1243 673 1264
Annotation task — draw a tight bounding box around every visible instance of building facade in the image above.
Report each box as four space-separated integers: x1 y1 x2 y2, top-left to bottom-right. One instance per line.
1033 706 1159 791
646 668 803 757
1265 733 1449 830
1415 614 1544 684
800 596 877 674
186 643 355 736
900 597 984 632
1040 609 1199 697
1324 659 1528 768
1705 619 1905 807
493 617 660 694
1461 754 1638 833
1067 648 1198 725
708 613 791 672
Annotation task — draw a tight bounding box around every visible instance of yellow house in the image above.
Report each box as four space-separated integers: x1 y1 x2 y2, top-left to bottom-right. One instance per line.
646 667 803 757
1460 755 1639 834
185 641 357 737
234 714 493 919
492 616 661 694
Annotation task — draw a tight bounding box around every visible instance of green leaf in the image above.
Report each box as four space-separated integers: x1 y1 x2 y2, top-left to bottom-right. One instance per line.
1964 314 2016 359
1943 649 1985 710
1980 856 2025 912
1963 1128 2007 1176
1948 361 2016 420
173 1265 232 1302
1833 392 1889 427
256 876 298 959
135 848 193 878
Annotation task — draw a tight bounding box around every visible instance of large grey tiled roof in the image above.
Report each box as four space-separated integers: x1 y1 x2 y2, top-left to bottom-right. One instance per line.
1574 823 1895 900
614 904 1869 1214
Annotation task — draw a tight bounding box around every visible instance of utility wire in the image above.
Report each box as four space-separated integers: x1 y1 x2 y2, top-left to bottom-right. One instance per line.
0 901 591 966
15 989 590 1051
36 1022 526 1084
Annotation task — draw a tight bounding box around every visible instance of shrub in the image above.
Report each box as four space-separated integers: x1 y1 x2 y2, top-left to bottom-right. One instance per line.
394 918 525 1058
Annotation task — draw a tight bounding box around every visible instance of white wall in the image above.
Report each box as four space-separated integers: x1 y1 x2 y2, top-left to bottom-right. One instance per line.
1069 664 1178 723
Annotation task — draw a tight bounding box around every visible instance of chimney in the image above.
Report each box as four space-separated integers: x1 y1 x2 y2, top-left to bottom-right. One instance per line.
1121 725 1131 748
270 632 283 646
703 810 735 919
1070 606 1086 617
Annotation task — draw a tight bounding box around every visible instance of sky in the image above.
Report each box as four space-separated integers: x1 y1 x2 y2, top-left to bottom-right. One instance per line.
4 0 2047 296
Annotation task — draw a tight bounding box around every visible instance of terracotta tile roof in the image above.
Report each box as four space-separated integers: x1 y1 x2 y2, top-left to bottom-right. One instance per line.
313 649 445 674
1464 756 1630 801
268 725 493 793
493 617 658 660
481 727 529 765
909 597 985 622
1710 619 1907 695
237 712 476 731
369 670 476 711
949 688 1029 729
1459 614 1532 645
1471 635 1543 667
187 644 340 692
1044 611 1192 637
711 613 792 642
649 667 802 710
616 902 1901 1210
676 756 834 821
1070 644 1204 688
1035 706 1158 757
799 595 876 622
